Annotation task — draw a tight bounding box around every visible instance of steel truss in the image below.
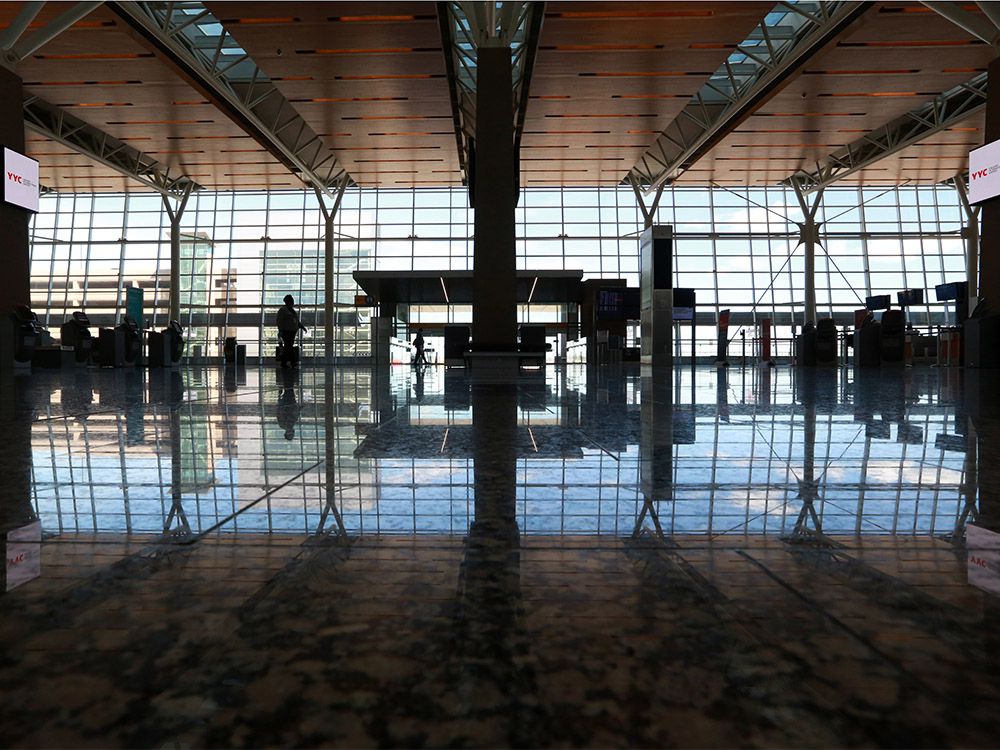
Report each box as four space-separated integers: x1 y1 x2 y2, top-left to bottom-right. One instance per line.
437 1 545 185
22 95 200 198
108 1 352 198
1 1 103 65
0 1 200 197
784 72 987 193
627 1 872 194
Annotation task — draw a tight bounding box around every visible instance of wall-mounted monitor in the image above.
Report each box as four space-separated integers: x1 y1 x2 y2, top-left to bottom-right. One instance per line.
865 294 891 311
3 148 39 213
673 288 695 321
969 139 1000 204
935 281 967 302
596 287 640 321
896 288 924 307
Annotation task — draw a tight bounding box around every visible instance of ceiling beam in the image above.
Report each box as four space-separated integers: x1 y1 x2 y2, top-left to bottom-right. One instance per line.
0 1 46 55
0 1 201 197
6 1 104 63
22 94 202 198
107 1 352 199
922 2 1000 46
782 72 987 193
436 3 469 185
627 1 873 194
438 1 545 187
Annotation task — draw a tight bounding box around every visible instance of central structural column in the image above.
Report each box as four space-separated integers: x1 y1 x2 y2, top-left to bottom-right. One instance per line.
472 43 517 351
979 55 1000 305
323 214 335 361
163 186 192 325
0 66 29 313
793 183 824 328
802 219 819 327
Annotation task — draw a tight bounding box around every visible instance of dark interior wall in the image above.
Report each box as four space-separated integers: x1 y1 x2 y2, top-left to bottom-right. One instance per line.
0 67 29 310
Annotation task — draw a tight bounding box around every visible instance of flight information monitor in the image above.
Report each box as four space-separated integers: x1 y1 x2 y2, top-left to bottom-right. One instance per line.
935 281 966 302
865 294 891 311
673 288 695 321
897 288 924 307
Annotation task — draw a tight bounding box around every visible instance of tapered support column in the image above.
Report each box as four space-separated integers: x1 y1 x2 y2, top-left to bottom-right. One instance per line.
793 182 824 328
0 66 29 312
315 180 348 363
324 215 335 360
967 218 981 304
956 175 981 311
163 185 193 324
803 223 817 326
169 220 181 322
472 44 517 351
629 174 665 231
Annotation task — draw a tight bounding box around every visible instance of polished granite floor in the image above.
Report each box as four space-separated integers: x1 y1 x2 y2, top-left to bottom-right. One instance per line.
2 363 1000 747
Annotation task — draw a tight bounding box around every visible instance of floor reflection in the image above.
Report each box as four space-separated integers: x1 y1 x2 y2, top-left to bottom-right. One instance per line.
5 363 1000 747
17 364 983 541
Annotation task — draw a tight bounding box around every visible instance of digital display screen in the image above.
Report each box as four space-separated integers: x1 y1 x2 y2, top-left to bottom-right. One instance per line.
935 281 966 302
3 148 39 212
897 288 924 306
865 294 891 311
672 288 695 321
969 139 1000 204
597 288 640 320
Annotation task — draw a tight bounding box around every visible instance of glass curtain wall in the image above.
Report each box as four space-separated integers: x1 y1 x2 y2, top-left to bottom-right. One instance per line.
29 185 966 359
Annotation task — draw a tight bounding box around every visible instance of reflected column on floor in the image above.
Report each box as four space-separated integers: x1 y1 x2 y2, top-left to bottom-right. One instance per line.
456 381 521 657
792 370 823 538
160 371 191 540
318 373 347 539
637 366 672 537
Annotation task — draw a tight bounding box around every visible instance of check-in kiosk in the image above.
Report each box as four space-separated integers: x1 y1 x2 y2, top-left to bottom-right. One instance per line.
965 303 1000 368
119 317 141 366
853 307 880 368
936 281 968 366
5 305 45 369
59 311 94 366
96 327 124 367
148 320 184 367
796 322 817 366
96 316 140 367
881 309 906 365
896 289 923 365
815 318 838 365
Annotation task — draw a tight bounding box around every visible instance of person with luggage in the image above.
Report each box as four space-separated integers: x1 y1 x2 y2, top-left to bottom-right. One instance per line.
276 294 306 368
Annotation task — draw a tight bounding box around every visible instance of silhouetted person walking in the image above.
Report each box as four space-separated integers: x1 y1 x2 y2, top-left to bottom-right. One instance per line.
276 294 306 368
412 327 427 366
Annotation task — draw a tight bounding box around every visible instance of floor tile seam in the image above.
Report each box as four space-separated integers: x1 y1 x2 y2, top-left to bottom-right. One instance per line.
733 547 942 693
776 541 983 638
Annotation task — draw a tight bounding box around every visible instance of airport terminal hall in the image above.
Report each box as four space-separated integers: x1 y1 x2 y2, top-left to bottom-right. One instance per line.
7 0 1000 747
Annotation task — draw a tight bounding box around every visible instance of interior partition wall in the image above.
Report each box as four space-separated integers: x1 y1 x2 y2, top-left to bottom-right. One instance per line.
29 184 966 360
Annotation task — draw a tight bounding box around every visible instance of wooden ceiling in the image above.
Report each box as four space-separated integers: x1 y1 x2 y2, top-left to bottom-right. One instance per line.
2 3 293 191
677 2 993 186
0 1 990 192
519 1 772 186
